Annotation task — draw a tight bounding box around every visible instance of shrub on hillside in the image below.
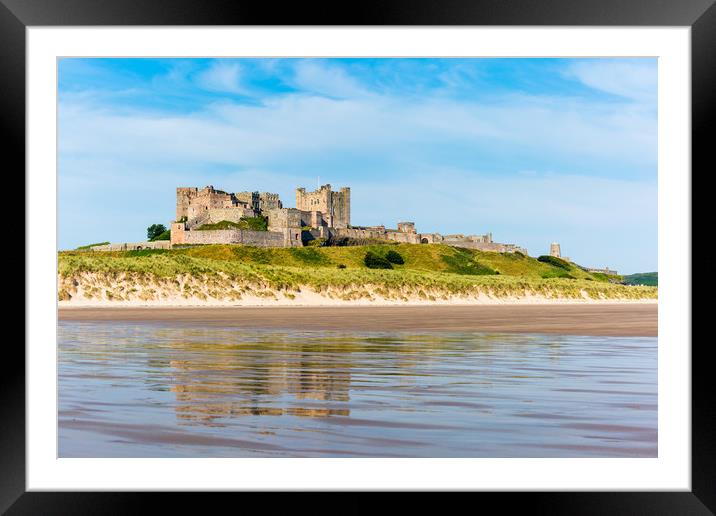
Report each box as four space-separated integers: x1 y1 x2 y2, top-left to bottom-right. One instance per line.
337 263 347 269
240 216 268 231
196 216 268 231
364 251 393 269
540 269 575 279
306 237 327 247
329 236 399 247
385 250 405 264
196 220 242 231
442 251 497 276
537 255 571 270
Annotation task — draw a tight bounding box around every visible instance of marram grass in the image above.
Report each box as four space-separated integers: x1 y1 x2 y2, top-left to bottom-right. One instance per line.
58 244 657 303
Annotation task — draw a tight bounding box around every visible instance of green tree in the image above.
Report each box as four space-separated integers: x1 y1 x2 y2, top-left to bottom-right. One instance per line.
147 223 167 241
151 230 171 241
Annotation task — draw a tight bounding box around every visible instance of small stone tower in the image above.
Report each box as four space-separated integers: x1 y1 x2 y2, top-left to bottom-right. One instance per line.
550 242 561 258
397 222 416 234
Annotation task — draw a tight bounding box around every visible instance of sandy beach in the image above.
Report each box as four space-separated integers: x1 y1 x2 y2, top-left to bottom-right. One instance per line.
59 303 657 336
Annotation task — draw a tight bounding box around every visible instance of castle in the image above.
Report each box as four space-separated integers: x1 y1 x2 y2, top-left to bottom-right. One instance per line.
167 183 527 254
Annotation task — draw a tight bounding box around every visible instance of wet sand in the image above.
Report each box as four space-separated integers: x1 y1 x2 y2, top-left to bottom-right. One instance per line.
59 303 657 336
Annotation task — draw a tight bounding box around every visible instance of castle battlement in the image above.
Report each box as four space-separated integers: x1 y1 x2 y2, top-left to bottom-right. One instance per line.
169 183 524 254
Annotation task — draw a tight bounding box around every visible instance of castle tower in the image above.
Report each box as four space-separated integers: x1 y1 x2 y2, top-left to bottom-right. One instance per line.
295 184 350 229
338 186 350 228
176 187 198 222
397 222 416 234
550 242 561 258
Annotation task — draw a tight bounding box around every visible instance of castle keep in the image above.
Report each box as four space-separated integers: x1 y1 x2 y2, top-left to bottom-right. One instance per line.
295 185 351 229
92 183 526 253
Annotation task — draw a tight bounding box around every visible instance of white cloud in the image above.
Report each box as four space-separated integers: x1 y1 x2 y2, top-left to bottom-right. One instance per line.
195 61 247 95
566 59 657 103
59 86 656 172
290 61 373 99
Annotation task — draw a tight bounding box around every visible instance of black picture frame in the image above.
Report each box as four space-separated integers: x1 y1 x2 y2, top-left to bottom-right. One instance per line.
4 0 708 512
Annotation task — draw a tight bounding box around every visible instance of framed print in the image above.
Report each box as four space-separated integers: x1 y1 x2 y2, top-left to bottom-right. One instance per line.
4 0 710 512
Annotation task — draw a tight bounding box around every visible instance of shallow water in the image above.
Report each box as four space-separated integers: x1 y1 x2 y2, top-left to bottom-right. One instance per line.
58 322 657 458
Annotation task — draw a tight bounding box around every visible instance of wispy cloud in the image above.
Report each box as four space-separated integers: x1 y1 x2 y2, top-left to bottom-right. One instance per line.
60 89 656 172
195 61 248 95
566 59 657 104
290 61 373 99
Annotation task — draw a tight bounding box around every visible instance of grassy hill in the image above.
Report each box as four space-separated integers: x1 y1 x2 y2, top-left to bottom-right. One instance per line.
57 244 657 303
622 272 658 286
63 243 610 279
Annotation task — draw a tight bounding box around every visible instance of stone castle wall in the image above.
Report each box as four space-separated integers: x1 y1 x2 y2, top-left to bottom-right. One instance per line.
204 207 255 225
384 231 422 244
447 241 527 254
442 233 493 244
90 241 172 252
171 223 288 247
332 226 386 240
266 208 303 230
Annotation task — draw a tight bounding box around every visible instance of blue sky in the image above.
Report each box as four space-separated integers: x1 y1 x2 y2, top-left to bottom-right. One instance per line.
58 57 657 273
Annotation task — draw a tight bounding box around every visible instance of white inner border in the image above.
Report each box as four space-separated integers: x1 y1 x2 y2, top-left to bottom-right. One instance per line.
27 27 691 491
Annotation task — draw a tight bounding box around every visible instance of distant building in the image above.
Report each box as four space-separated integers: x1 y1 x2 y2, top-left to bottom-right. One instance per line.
550 242 561 258
549 242 570 262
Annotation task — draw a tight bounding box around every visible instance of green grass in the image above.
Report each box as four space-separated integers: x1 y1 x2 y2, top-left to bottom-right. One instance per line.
329 236 400 246
123 249 171 257
66 243 609 279
540 269 575 279
59 243 657 302
537 255 571 269
442 247 496 276
622 272 658 286
196 216 268 231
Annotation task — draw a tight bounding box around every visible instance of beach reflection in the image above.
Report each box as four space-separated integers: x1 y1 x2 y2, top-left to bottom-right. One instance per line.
58 323 656 458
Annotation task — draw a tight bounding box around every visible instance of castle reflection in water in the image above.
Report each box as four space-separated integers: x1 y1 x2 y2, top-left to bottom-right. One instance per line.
150 329 456 426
